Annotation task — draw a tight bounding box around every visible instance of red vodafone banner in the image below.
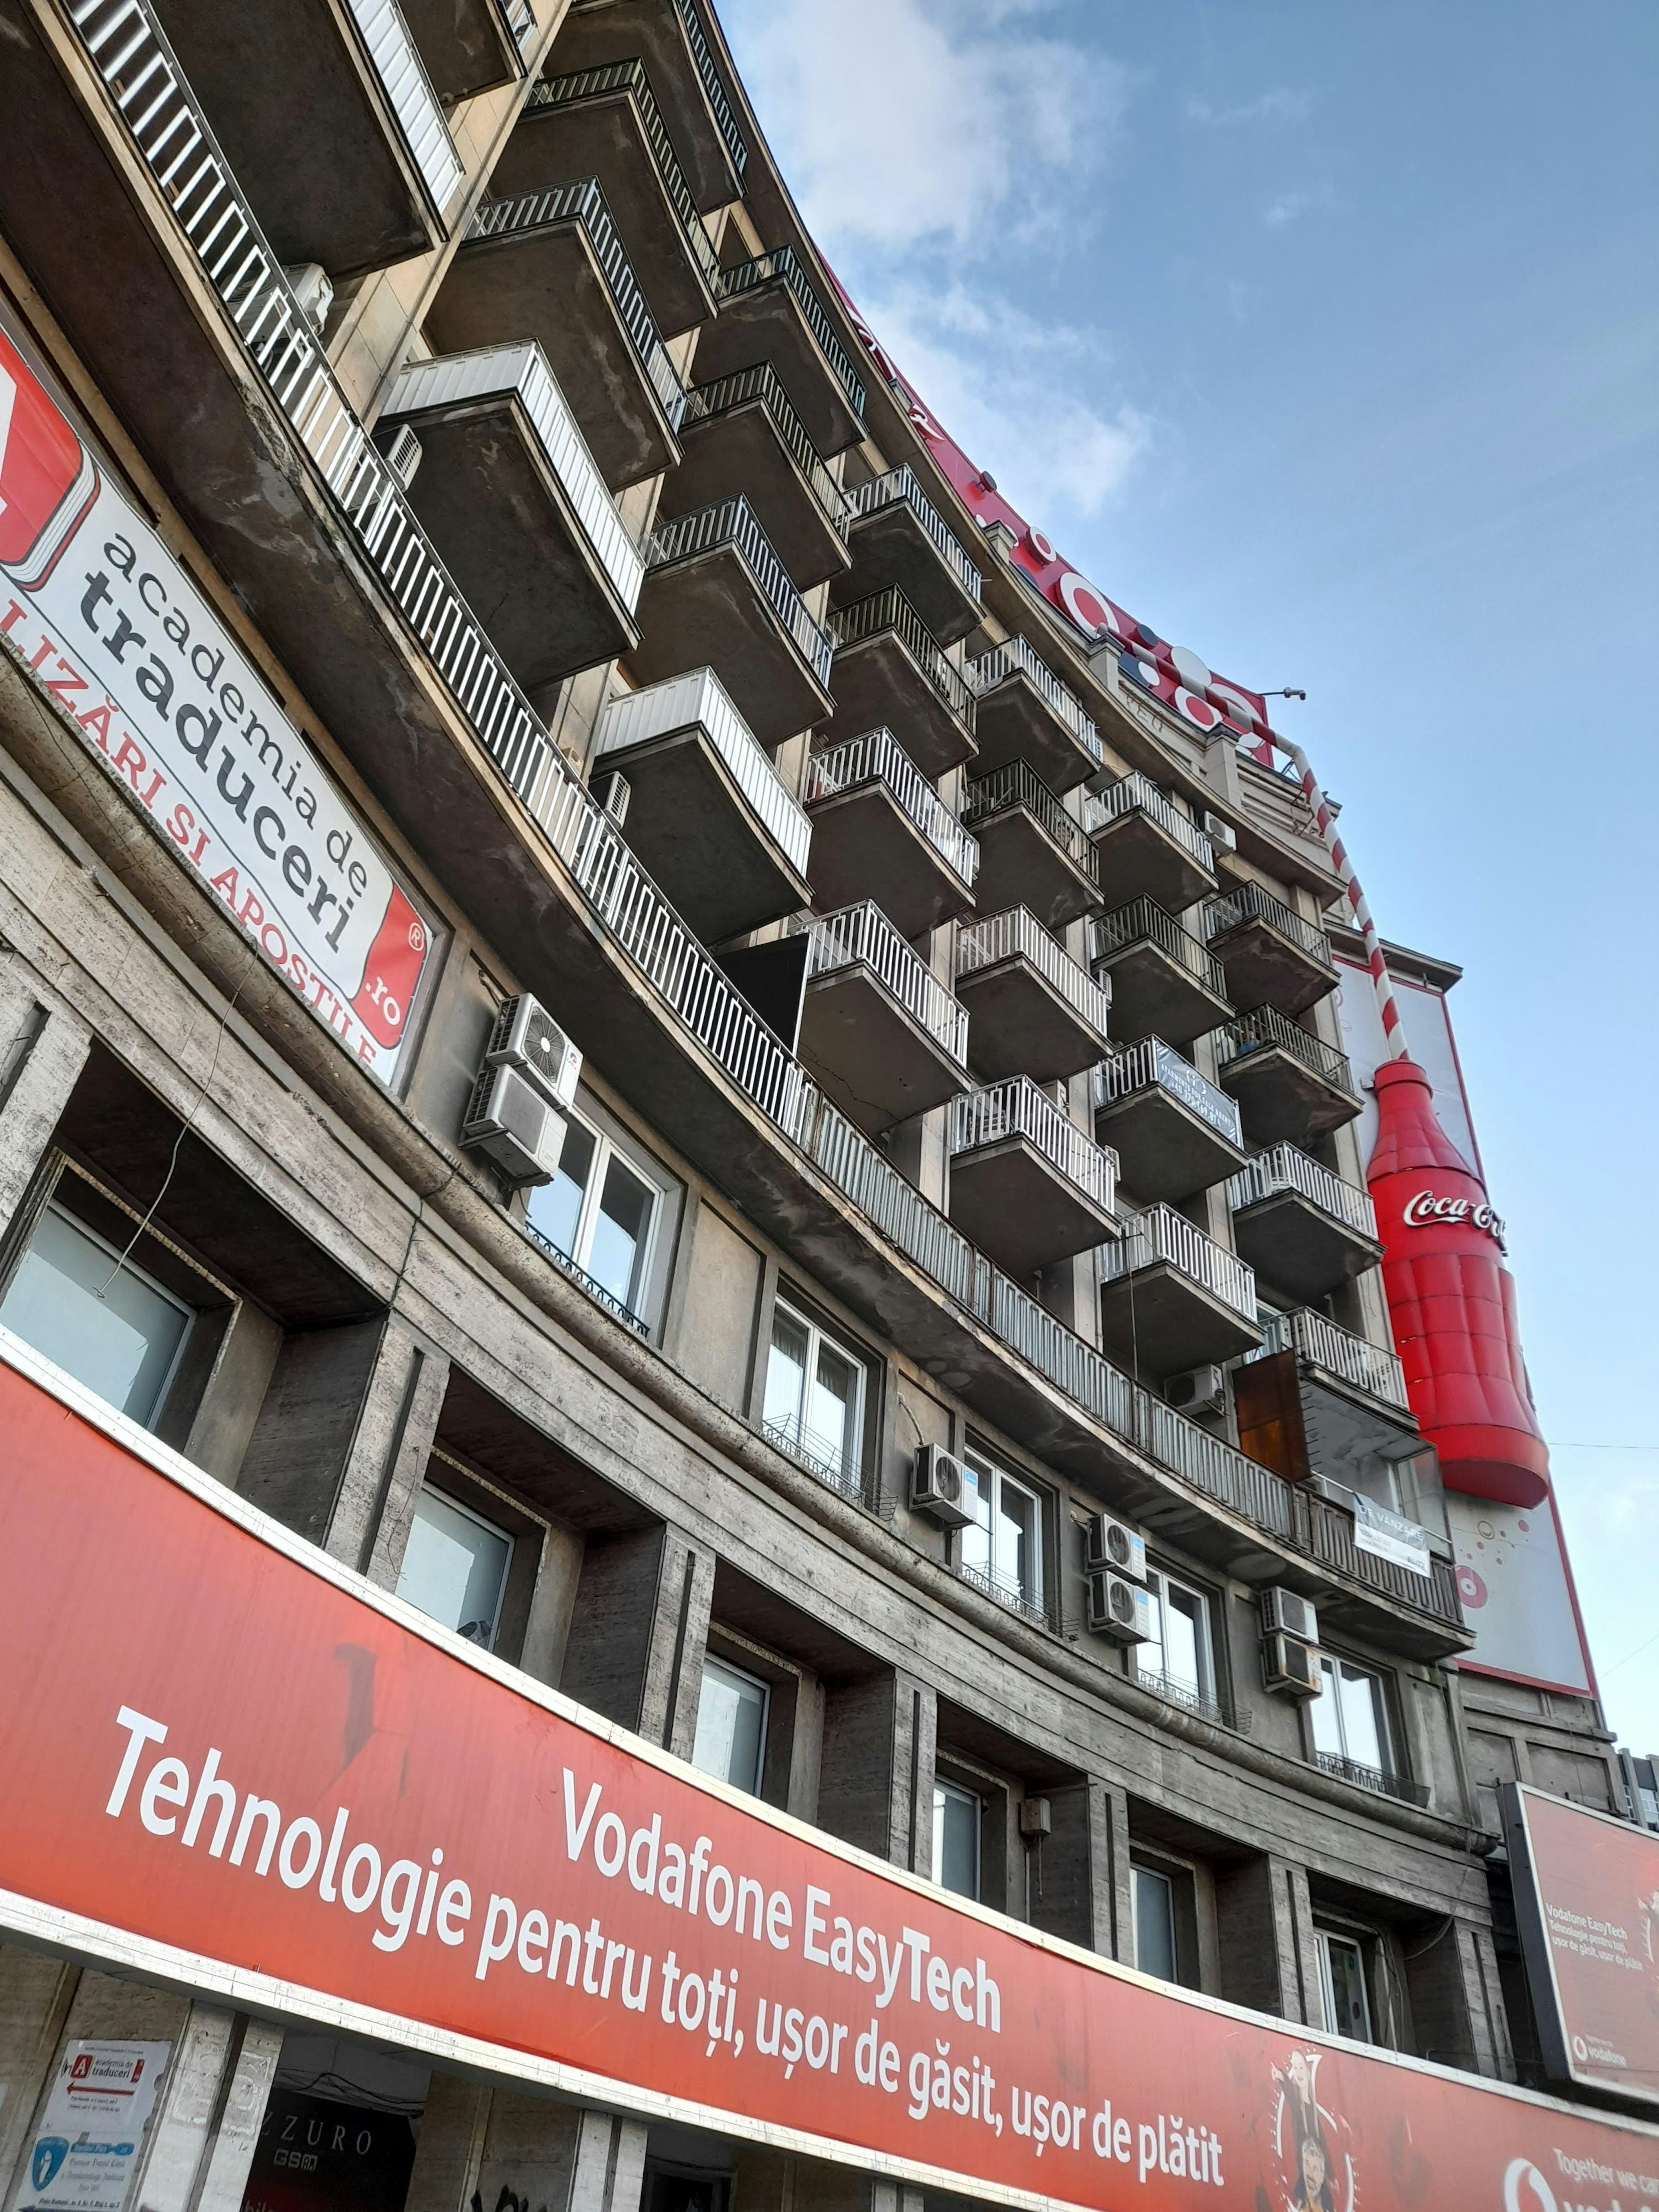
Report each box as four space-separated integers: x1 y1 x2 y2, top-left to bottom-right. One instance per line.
0 1344 1656 2212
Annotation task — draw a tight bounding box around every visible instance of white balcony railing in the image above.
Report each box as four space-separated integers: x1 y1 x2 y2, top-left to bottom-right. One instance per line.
1206 880 1335 969
952 1077 1118 1216
347 0 464 218
804 728 979 889
594 668 811 877
1101 1202 1258 1320
1252 1308 1410 1411
966 634 1101 760
1228 1143 1377 1239
647 497 835 689
385 344 644 613
1085 771 1214 871
956 907 1111 1040
791 903 969 1065
845 465 983 606
1093 1038 1242 1145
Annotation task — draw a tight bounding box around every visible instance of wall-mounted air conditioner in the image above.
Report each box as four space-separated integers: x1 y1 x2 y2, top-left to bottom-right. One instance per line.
1083 1512 1147 1583
1262 1630 1322 1698
911 1445 974 1528
461 1062 568 1185
283 262 334 333
1260 1587 1319 1645
1086 1570 1154 1643
1165 1363 1227 1417
1203 811 1237 853
484 993 582 1109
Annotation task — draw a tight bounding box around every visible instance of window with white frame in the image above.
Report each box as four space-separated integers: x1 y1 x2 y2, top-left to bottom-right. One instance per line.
395 1485 514 1649
692 1656 769 1795
762 1296 866 1489
1316 1928 1374 2042
1310 1655 1394 1777
932 1780 981 1900
0 1200 193 1429
1135 1570 1215 1708
525 1110 660 1318
1132 1863 1178 1981
959 1451 1043 1612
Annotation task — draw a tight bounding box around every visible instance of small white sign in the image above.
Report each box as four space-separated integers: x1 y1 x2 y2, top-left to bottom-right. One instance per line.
13 2041 170 2212
1351 1491 1432 1578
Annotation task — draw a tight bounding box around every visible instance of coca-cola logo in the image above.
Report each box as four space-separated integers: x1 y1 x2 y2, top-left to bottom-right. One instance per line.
1401 1188 1507 1251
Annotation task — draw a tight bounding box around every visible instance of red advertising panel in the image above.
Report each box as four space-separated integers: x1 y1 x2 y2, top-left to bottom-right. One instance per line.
1504 1785 1659 2113
0 1343 1656 2212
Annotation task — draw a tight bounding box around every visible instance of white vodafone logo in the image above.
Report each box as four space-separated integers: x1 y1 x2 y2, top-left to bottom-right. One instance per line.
1503 2160 1557 2212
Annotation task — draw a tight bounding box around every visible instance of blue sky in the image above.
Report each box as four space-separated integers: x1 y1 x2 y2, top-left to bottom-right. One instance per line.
719 0 1659 1749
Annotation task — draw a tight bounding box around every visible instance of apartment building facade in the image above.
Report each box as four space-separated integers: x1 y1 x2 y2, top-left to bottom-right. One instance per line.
0 3 1651 2211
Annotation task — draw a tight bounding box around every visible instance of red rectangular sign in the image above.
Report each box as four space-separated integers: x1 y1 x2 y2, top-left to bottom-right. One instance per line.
0 1345 1656 2212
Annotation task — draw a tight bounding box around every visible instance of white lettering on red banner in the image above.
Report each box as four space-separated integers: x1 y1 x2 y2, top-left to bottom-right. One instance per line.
1401 1186 1509 1249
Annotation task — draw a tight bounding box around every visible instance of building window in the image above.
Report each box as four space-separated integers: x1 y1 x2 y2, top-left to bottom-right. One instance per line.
1311 1655 1394 1778
1316 1929 1375 2042
1132 1864 1178 1982
526 1111 659 1317
959 1451 1043 1613
932 1780 981 1900
1135 1570 1215 1710
762 1296 865 1488
692 1656 769 1795
395 1486 513 1649
0 1200 191 1428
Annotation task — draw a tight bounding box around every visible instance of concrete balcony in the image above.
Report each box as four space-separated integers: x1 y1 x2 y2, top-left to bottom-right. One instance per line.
696 247 868 457
1090 899 1232 1046
964 635 1103 795
834 465 983 646
380 342 642 692
401 0 531 102
954 907 1112 1084
948 1079 1119 1278
802 728 978 938
1091 1039 1247 1203
498 61 721 336
962 763 1100 933
544 0 748 214
1205 880 1338 1016
1086 772 1217 914
624 496 834 745
591 669 811 941
1099 1204 1264 1376
826 589 977 775
151 0 462 277
429 182 686 490
1214 1006 1361 1146
658 365 850 589
790 903 970 1134
1252 1307 1411 1418
1228 1143 1382 1306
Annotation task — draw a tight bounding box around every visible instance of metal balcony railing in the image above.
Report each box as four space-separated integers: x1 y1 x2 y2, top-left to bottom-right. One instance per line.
950 1558 1052 1631
1214 1005 1357 1096
522 1217 649 1336
1135 1396 1295 1537
1092 1039 1242 1145
1228 1143 1377 1239
347 0 464 215
467 182 687 430
594 668 811 876
1102 1201 1258 1320
763 1413 862 1501
1251 1307 1410 1411
1294 1484 1459 1621
962 762 1096 879
672 0 748 178
528 61 721 290
804 729 979 889
956 908 1110 1039
1313 1750 1430 1807
717 248 867 425
499 0 537 59
1085 771 1214 871
1206 879 1335 969
829 588 975 729
951 1077 1119 1216
1135 1666 1251 1734
1092 899 1227 996
845 465 983 606
682 363 849 532
791 903 969 1065
646 497 834 688
966 635 1101 760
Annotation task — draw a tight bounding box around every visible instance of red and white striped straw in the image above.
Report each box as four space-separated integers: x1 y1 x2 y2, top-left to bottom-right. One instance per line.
1273 736 1409 1061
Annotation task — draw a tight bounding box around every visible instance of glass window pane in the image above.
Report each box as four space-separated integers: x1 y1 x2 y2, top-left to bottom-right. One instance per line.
1 1205 190 1426
527 1121 594 1260
396 1488 512 1648
932 1783 979 1899
1136 1578 1169 1682
1311 1658 1346 1755
958 1457 993 1580
1337 1664 1387 1772
1162 1586 1205 1697
807 1339 859 1477
994 1478 1037 1600
1322 1934 1372 2040
692 1658 768 1794
1134 1866 1177 1981
763 1308 810 1441
587 1156 652 1309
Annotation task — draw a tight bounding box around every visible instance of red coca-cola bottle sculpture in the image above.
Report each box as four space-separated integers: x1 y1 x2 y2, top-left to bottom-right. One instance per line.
1367 1058 1549 1508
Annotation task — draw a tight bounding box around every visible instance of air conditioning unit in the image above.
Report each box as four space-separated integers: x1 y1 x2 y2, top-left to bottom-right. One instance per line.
461 1062 568 1185
1260 1587 1319 1644
1165 1363 1227 1417
910 1445 974 1529
485 993 582 1109
1262 1631 1322 1698
283 261 334 332
1086 1570 1155 1643
1083 1512 1147 1582
1202 811 1237 853
594 770 631 826
379 423 423 490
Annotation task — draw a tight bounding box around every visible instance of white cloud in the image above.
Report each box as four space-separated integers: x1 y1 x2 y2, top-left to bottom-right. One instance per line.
1262 183 1338 229
1186 87 1312 127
